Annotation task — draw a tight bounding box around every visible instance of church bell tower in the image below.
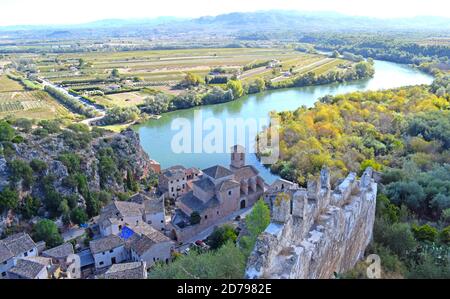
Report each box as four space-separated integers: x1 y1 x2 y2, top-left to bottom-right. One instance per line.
230 145 245 170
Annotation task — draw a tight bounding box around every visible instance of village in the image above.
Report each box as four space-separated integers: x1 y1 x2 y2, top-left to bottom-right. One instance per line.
0 145 300 279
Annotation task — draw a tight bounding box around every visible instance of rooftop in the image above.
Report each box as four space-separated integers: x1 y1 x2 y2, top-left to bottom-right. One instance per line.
89 235 124 255
103 262 147 279
233 165 259 181
0 233 36 263
42 243 74 259
179 191 221 213
7 257 51 279
202 165 233 180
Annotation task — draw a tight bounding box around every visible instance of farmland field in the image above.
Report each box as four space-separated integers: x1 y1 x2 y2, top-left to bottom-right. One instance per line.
0 90 75 120
0 75 25 92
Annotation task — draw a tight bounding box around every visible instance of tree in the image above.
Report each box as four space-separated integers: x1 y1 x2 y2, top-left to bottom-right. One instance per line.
70 207 88 225
385 181 426 212
240 199 270 254
208 224 238 250
20 195 40 219
30 159 47 174
149 241 246 279
8 160 33 189
190 211 201 225
182 72 202 87
111 68 120 78
412 224 438 242
0 121 15 142
0 187 19 212
374 221 417 258
33 219 63 248
227 79 244 98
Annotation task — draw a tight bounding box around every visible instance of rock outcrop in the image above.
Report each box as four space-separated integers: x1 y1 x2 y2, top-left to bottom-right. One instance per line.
245 168 377 279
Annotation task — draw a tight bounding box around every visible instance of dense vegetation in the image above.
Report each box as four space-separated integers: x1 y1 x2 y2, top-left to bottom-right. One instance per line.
149 199 270 279
140 61 374 116
44 85 97 118
268 79 450 278
302 33 450 74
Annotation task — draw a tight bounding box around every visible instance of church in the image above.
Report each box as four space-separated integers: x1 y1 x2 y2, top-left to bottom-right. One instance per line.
170 145 267 241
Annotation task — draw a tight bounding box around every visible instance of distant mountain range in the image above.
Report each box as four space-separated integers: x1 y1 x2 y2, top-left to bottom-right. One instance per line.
1 10 449 38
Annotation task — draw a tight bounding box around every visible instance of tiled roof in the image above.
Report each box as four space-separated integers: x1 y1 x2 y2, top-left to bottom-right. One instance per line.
216 179 241 192
130 235 156 256
103 262 146 279
89 235 124 255
193 177 215 191
99 201 143 226
42 243 74 259
202 165 233 179
179 191 221 213
0 233 36 263
161 165 186 178
144 198 164 215
233 165 259 181
7 257 51 279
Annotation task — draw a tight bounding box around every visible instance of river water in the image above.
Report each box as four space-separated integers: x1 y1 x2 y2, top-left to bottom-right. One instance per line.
135 60 433 183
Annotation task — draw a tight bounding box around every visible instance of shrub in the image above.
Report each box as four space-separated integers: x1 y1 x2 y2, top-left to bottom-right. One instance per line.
190 211 201 225
439 226 450 244
33 219 63 248
207 225 238 250
412 224 438 242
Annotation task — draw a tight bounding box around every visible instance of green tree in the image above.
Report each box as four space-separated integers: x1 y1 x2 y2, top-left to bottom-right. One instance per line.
20 195 40 219
70 207 88 225
240 199 270 254
412 224 438 242
33 219 63 248
440 226 450 244
182 72 202 87
0 187 19 212
149 241 245 279
111 68 120 78
227 79 244 98
0 121 15 142
8 160 33 189
208 224 238 250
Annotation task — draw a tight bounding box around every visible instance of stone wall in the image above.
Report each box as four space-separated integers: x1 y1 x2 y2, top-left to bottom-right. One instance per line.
245 168 377 279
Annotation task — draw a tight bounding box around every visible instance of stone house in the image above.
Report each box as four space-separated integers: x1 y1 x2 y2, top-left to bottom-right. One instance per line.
98 201 144 237
42 242 80 279
170 146 266 242
124 223 175 269
158 165 189 199
7 257 54 279
89 235 128 270
0 233 38 279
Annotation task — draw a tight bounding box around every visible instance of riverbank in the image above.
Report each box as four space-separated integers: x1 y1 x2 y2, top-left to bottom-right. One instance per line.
134 60 433 183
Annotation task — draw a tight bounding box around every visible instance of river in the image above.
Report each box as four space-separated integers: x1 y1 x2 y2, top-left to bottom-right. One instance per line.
135 60 433 184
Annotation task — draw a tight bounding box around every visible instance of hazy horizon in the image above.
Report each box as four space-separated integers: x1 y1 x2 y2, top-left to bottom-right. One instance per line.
1 0 449 27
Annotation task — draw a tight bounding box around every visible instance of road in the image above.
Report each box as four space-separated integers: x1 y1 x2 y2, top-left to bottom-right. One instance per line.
177 206 254 252
39 78 106 125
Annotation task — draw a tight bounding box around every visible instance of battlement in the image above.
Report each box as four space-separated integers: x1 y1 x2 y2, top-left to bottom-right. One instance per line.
246 167 377 279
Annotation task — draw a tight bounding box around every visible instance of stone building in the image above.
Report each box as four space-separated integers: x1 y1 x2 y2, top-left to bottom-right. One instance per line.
98 201 144 236
0 233 38 279
89 235 128 270
158 165 189 199
245 168 377 279
170 145 266 242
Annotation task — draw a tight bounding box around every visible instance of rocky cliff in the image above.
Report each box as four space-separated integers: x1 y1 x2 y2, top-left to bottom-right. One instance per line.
1 127 153 215
245 168 377 279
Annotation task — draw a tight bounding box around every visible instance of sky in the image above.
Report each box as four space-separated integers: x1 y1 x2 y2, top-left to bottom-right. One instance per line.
1 0 449 26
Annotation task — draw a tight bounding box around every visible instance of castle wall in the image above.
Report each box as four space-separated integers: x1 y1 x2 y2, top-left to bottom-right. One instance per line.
245 168 377 279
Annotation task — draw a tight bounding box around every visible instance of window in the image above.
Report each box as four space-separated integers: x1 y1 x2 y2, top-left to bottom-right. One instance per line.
1 272 6 277
2 261 6 265
99 261 104 266
170 181 173 184
217 211 219 215
102 252 106 255
29 249 33 253
109 250 113 253
228 190 232 196
171 187 174 192
205 215 208 220
24 252 28 257
161 220 164 223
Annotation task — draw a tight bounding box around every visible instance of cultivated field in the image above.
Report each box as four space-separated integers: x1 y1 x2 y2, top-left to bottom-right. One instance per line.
0 75 25 92
0 90 75 120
